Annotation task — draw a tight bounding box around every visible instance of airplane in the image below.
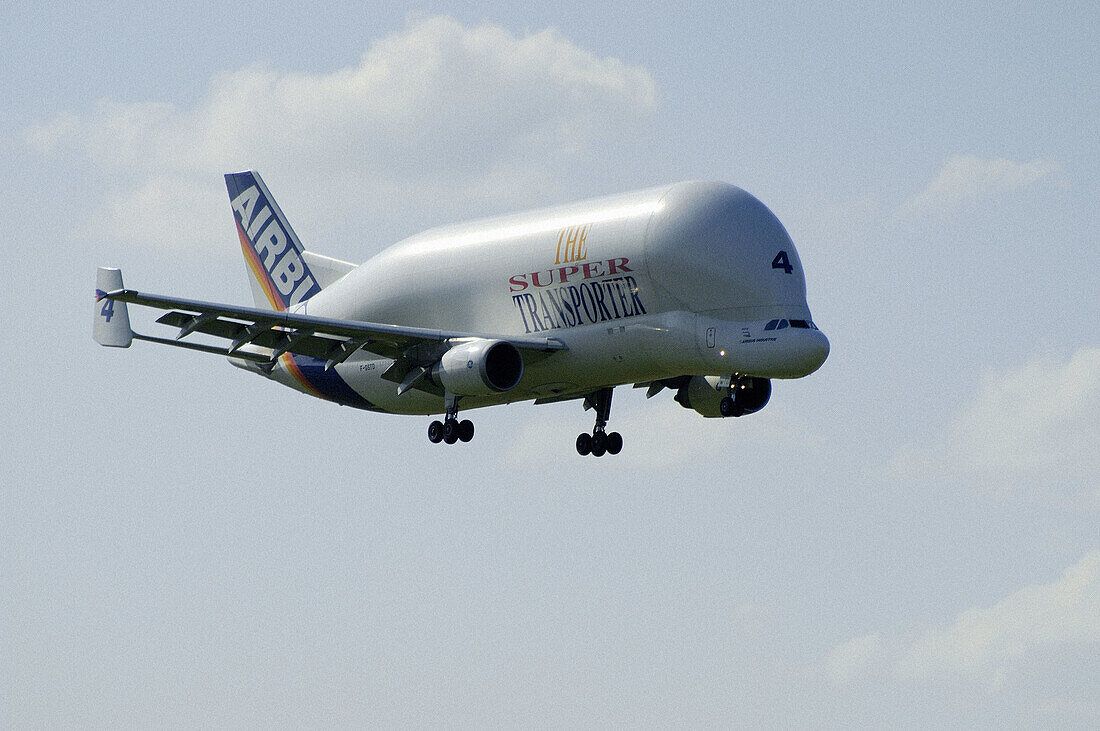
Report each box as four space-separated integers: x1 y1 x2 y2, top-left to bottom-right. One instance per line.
94 171 829 456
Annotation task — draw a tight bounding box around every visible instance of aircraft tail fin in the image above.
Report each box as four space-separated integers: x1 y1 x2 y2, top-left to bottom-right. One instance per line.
225 171 326 312
93 267 133 347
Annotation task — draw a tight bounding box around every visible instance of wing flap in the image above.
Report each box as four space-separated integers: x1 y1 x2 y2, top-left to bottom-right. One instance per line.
155 311 342 360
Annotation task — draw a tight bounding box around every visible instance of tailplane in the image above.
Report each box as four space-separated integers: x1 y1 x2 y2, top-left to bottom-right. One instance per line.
226 171 352 311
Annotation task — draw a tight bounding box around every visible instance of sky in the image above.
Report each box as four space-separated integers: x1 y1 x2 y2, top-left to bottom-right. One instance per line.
3 1 1098 727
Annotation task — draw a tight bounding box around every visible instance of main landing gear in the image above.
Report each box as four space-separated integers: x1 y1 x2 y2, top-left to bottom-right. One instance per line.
428 392 474 445
576 387 623 457
427 418 473 444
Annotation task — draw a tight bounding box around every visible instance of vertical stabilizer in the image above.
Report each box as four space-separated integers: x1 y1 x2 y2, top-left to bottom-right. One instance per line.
93 267 132 347
225 171 323 311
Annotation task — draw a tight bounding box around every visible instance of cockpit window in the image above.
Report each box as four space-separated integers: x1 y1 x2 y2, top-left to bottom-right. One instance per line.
766 318 818 331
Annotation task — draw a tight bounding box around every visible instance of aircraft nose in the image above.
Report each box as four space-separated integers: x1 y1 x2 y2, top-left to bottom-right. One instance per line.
800 328 830 375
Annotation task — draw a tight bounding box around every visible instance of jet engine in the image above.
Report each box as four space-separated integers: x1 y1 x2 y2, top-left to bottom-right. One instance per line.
675 375 771 418
433 339 524 396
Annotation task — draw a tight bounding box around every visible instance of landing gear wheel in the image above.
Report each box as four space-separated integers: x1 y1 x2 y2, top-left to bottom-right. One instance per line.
458 419 474 443
606 431 623 455
721 395 746 417
591 431 607 457
428 420 444 443
442 419 459 444
719 396 737 417
576 433 592 456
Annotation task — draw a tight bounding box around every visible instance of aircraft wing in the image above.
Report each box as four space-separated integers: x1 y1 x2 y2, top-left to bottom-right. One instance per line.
97 285 566 372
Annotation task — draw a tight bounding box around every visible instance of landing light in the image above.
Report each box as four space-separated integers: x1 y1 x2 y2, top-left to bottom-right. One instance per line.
719 350 725 356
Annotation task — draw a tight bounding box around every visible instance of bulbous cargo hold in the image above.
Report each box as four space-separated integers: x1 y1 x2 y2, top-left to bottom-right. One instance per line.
643 182 812 321
316 180 819 340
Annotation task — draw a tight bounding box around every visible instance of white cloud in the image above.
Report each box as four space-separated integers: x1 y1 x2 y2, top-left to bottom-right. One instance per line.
897 154 1059 218
951 347 1100 479
25 16 656 252
897 550 1100 688
890 346 1100 505
73 175 227 254
23 110 79 154
829 550 1100 690
826 632 886 685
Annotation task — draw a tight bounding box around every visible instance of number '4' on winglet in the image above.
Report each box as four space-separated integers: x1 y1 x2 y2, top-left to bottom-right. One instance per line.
93 267 133 347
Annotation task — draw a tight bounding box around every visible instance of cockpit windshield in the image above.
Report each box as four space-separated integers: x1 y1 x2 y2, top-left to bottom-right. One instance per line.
764 318 818 331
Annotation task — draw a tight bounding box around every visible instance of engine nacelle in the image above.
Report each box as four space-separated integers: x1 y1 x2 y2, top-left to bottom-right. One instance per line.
434 339 524 396
676 375 771 418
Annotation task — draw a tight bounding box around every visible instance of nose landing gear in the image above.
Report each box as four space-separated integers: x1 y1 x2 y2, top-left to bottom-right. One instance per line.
576 387 623 457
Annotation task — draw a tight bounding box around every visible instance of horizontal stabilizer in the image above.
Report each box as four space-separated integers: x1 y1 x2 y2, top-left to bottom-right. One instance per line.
93 267 132 347
302 250 356 289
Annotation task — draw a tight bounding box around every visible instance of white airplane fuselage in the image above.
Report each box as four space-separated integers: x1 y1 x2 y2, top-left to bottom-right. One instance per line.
250 180 829 415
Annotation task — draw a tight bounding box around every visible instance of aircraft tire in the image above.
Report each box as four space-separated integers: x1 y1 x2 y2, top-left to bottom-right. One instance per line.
443 419 459 444
458 419 474 442
719 396 738 417
591 431 607 457
607 431 623 455
576 433 592 456
428 420 444 443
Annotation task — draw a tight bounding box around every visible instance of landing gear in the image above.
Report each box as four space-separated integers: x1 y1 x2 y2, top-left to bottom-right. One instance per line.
719 395 744 418
428 418 472 444
576 387 623 457
428 393 474 445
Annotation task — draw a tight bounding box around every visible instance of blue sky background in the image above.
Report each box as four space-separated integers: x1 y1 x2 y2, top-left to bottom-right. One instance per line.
4 2 1098 726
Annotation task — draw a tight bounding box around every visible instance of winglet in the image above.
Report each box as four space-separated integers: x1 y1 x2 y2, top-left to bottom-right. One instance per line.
94 267 133 347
